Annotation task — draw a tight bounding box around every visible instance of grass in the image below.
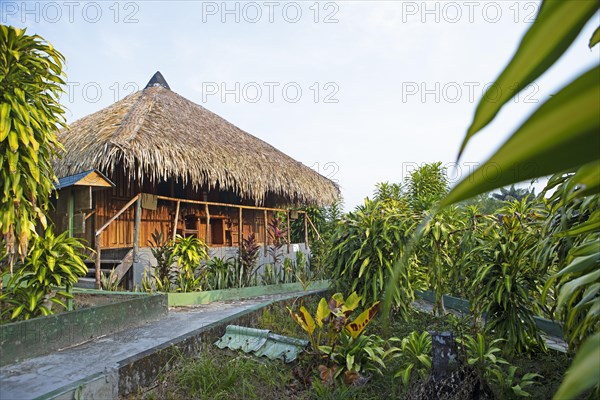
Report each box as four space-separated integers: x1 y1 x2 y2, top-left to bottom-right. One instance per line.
129 297 575 400
130 345 307 400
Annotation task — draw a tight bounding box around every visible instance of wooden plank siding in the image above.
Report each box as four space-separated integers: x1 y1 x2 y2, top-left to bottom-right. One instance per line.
94 193 273 249
51 168 299 250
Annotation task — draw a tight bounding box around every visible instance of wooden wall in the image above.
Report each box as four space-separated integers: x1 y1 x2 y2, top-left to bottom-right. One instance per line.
94 193 276 249
51 167 291 250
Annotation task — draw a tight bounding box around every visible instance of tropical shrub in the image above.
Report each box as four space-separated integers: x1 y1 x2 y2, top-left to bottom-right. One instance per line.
404 161 448 212
260 264 277 286
172 235 208 271
392 331 432 389
282 257 296 284
373 182 402 203
415 206 465 316
403 0 600 396
466 198 547 354
449 204 485 301
203 257 237 290
143 235 208 292
240 233 260 287
268 217 287 268
538 173 600 351
292 251 314 291
141 269 173 293
458 333 508 380
490 366 542 399
288 292 382 385
170 235 208 292
329 199 420 318
289 201 343 277
328 333 394 385
0 228 88 320
0 26 66 270
100 269 120 291
148 229 174 283
458 333 541 398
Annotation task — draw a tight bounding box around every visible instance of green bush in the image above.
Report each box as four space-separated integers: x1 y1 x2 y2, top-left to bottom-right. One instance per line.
0 228 88 320
467 199 548 354
329 199 420 318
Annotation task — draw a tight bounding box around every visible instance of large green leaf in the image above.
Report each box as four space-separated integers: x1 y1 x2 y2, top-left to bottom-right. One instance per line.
557 269 600 308
565 160 600 198
589 26 600 49
556 216 600 238
458 0 598 158
553 333 600 399
442 66 600 207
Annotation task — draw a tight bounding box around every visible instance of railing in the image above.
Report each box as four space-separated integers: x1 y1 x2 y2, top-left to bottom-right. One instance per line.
92 193 324 289
94 193 141 289
154 195 324 247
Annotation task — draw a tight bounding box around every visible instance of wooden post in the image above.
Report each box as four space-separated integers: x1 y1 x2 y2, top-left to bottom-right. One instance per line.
205 203 211 244
67 189 74 238
304 211 309 247
264 210 268 253
95 232 102 289
238 207 243 251
172 200 180 241
67 190 75 309
286 211 291 254
132 195 142 270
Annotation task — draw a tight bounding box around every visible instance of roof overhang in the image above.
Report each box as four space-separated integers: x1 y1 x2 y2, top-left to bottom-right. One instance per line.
55 169 115 191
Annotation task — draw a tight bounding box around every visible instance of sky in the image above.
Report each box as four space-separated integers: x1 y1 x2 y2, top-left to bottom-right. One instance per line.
2 0 599 210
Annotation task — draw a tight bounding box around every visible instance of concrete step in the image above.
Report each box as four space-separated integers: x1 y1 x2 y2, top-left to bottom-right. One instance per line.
74 277 96 289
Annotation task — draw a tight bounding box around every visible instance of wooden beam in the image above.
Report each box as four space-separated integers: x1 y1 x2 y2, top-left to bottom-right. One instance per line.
205 203 211 244
84 210 96 221
238 207 243 251
306 213 324 243
67 189 74 238
172 200 180 241
286 211 291 253
132 195 142 269
155 195 290 213
304 211 309 247
95 194 140 236
95 232 102 289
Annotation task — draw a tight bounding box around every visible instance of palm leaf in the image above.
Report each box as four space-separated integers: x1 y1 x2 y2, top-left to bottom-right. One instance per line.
458 0 598 158
553 333 600 399
442 66 600 207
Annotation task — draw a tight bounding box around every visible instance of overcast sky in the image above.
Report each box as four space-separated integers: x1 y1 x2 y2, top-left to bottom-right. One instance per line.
3 1 599 209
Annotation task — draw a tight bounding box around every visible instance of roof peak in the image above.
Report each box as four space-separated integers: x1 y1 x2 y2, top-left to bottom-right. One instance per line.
145 71 170 90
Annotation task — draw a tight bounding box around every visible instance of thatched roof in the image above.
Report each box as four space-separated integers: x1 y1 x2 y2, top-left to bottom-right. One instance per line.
53 72 339 206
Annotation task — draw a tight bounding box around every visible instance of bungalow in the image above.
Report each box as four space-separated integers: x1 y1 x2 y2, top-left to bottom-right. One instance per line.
51 72 339 289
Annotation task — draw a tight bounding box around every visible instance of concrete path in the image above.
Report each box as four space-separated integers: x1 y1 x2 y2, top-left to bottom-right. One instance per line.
0 292 314 400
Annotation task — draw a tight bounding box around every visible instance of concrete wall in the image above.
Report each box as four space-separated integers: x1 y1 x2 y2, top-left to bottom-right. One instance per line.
0 293 168 367
117 291 326 396
168 280 331 306
40 290 329 399
132 243 311 287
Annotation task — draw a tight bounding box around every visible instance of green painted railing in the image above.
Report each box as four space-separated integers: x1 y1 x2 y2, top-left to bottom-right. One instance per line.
168 280 331 306
415 290 564 338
